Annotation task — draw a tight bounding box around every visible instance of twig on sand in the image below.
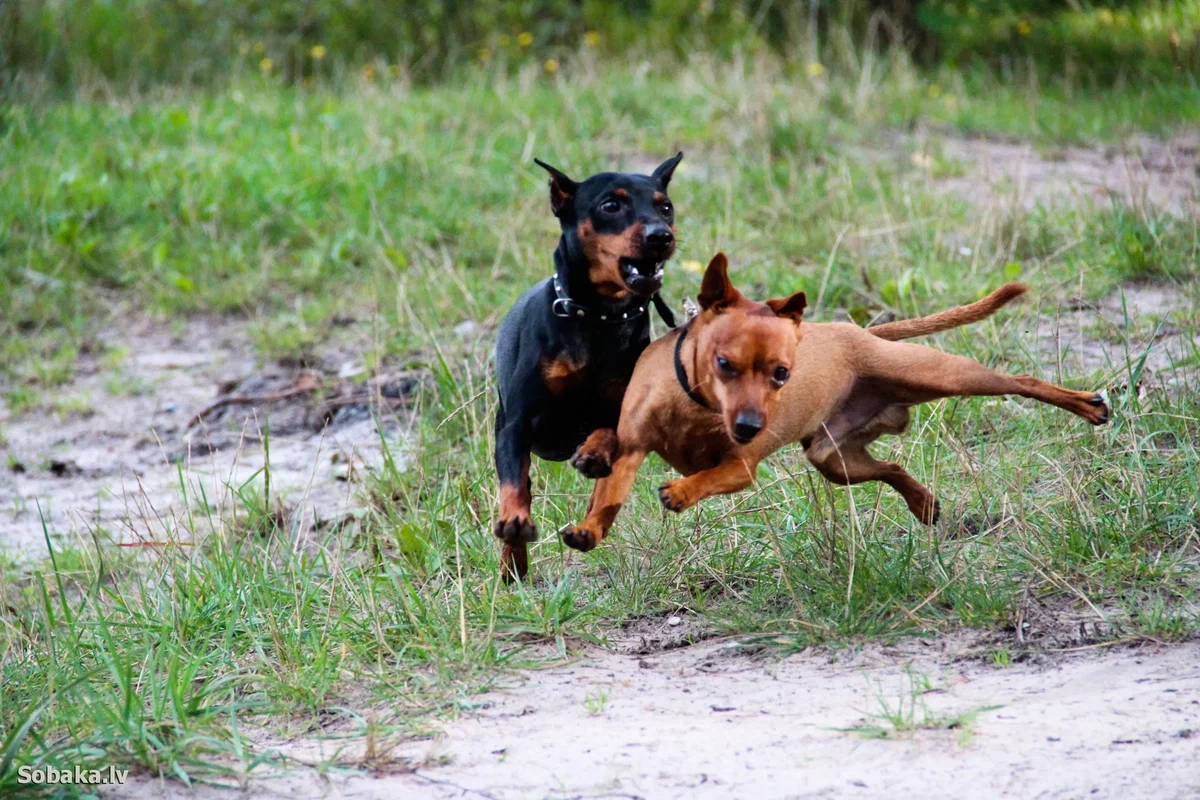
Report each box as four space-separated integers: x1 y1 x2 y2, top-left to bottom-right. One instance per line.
186 371 321 429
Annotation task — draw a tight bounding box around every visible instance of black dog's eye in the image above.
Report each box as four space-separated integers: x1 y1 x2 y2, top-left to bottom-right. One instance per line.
772 366 791 386
716 356 737 376
600 199 621 214
659 202 673 219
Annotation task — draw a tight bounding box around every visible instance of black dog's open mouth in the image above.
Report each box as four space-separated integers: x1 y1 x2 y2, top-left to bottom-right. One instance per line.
619 256 665 294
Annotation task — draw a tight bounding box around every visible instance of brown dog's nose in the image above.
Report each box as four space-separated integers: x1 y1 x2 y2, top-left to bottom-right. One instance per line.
733 410 763 444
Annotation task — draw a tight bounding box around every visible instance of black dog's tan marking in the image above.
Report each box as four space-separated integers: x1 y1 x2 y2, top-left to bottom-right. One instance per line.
492 153 683 581
579 219 646 298
540 354 586 396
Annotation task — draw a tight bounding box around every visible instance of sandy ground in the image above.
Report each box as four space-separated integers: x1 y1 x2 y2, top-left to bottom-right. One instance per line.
936 133 1200 215
109 636 1200 799
0 316 418 561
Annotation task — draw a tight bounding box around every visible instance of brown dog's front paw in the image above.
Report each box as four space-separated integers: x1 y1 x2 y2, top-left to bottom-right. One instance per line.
560 524 599 552
658 481 691 513
570 447 613 479
494 515 538 544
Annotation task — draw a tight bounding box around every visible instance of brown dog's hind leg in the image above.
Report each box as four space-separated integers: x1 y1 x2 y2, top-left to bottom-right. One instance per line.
808 441 939 525
1010 375 1109 424
876 344 1110 426
570 428 620 479
500 542 528 582
658 455 760 513
561 449 647 551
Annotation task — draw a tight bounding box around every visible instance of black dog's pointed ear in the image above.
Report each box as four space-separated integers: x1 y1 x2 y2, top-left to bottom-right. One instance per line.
766 291 808 325
651 151 683 189
697 253 740 312
534 158 577 217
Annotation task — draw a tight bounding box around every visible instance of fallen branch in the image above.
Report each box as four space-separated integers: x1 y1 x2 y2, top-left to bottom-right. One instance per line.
186 372 321 429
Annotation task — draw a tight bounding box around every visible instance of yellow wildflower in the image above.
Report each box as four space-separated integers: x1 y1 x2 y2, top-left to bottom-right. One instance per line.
310 45 327 61
478 46 491 61
259 57 273 73
1016 19 1032 36
544 58 558 74
518 31 534 47
584 30 600 48
1098 9 1114 26
682 260 704 274
910 152 935 171
361 63 376 82
807 62 825 78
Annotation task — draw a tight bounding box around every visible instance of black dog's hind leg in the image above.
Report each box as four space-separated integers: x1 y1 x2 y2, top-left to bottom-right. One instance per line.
494 402 537 582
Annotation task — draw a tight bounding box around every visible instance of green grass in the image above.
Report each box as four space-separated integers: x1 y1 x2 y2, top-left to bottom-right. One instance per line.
1 49 1199 792
840 667 1001 744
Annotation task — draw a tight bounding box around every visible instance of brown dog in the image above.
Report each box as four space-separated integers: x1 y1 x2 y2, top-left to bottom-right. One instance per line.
560 253 1110 551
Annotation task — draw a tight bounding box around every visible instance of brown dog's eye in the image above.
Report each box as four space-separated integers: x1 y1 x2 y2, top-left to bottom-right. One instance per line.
772 366 790 386
600 199 621 214
716 356 737 376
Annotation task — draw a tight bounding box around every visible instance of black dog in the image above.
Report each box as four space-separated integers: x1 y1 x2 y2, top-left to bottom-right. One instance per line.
493 153 683 581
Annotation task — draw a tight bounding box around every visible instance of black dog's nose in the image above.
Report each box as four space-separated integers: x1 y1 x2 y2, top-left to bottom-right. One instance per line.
645 226 674 250
733 410 763 443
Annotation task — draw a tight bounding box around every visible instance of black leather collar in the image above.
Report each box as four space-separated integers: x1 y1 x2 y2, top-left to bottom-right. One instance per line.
674 321 710 409
552 274 677 328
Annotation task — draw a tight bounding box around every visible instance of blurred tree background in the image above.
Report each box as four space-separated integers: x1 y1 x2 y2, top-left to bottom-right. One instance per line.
2 0 1197 91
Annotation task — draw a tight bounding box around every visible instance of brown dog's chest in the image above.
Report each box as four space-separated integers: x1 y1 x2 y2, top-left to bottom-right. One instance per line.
652 412 734 475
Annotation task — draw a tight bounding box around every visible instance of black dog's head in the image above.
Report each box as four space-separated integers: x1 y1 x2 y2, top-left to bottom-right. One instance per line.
534 153 682 299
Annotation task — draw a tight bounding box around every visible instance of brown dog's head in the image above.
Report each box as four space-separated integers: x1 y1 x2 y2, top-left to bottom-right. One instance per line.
534 154 683 298
689 253 806 444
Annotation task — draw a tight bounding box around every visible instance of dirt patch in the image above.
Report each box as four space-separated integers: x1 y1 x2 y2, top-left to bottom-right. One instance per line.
0 315 416 562
1030 283 1200 390
931 132 1200 215
108 637 1200 799
616 609 719 655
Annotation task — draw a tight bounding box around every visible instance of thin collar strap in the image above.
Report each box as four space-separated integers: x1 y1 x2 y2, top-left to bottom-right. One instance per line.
674 321 710 409
552 274 676 328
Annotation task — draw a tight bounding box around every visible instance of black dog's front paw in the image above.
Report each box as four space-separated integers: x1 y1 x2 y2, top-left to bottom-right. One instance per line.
559 524 598 552
570 448 613 479
494 515 538 544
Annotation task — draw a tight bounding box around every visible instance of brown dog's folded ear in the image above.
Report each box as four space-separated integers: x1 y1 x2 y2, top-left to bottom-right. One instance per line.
766 291 808 324
651 151 684 189
534 158 577 217
697 253 741 312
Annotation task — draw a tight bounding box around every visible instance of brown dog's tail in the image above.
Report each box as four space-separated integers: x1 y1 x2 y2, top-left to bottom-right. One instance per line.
867 283 1028 341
